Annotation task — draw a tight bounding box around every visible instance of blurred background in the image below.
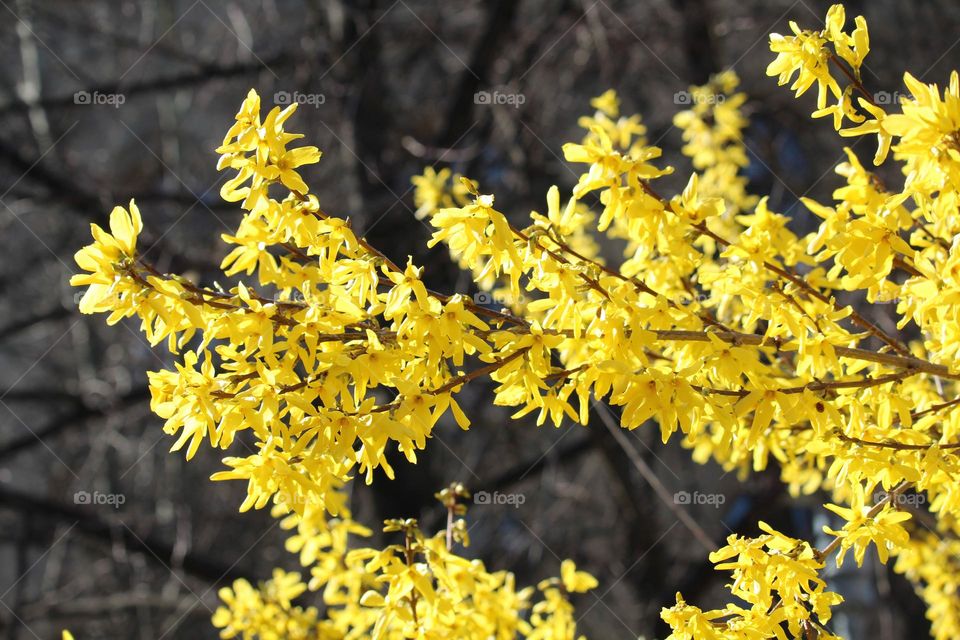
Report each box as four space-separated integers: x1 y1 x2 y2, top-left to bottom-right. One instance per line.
0 0 955 637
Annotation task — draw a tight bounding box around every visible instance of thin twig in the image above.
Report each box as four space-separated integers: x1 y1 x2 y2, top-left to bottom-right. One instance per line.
595 404 718 552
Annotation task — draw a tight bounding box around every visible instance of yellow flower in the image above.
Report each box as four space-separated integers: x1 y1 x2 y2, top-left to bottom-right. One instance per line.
767 22 840 110
411 166 453 219
839 98 891 164
70 201 144 316
589 89 620 118
560 560 598 593
823 485 913 566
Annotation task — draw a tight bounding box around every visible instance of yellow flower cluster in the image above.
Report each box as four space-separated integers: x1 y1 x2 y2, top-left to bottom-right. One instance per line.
768 5 872 139
71 3 960 637
211 487 594 639
663 521 844 639
673 71 756 222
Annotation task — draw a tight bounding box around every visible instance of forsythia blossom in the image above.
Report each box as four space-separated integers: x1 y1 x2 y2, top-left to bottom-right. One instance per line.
71 4 960 638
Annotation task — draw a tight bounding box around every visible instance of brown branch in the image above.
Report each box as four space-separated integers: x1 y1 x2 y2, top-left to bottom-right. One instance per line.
781 394 960 447
651 329 960 380
402 526 421 628
694 370 912 398
533 224 734 332
0 389 150 462
0 484 246 584
633 178 912 357
837 429 960 452
0 54 296 117
828 52 877 108
893 255 922 278
513 225 612 300
913 396 960 419
690 219 913 358
407 347 529 399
